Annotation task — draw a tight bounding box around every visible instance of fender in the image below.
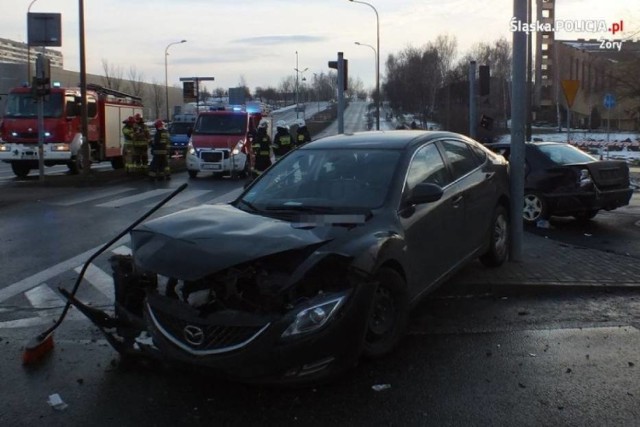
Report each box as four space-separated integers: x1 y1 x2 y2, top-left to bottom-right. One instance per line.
70 132 83 156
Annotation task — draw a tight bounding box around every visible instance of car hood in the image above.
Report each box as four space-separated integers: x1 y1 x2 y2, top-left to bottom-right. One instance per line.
130 204 361 281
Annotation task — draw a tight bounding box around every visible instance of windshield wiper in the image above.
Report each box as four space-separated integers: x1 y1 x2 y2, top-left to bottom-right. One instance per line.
237 199 260 213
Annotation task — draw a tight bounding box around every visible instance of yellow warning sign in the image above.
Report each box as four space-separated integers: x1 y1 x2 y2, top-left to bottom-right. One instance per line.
561 80 580 108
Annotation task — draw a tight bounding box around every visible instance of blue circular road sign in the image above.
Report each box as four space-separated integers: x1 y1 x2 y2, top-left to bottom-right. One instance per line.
603 93 616 109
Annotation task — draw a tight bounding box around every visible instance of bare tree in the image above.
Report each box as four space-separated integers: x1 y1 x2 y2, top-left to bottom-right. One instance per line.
127 66 146 99
149 79 165 120
101 58 124 91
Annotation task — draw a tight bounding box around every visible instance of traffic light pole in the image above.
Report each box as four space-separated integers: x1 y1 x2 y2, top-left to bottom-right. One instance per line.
35 53 49 182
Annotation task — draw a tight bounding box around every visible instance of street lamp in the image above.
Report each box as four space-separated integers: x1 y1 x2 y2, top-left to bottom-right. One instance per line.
348 0 380 130
164 39 186 121
294 51 308 119
354 41 377 108
26 0 39 84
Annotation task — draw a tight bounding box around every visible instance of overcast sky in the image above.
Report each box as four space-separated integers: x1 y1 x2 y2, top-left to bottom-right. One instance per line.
2 0 636 93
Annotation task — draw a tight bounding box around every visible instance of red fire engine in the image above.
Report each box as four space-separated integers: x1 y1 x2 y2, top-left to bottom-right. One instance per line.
0 83 143 177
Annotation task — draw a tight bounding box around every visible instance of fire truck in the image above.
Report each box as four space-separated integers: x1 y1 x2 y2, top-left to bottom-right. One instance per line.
0 83 143 178
186 103 269 179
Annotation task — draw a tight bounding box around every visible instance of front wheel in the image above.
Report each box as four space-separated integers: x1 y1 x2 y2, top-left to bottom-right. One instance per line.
523 191 548 224
188 170 198 179
362 267 409 359
480 205 510 267
11 162 30 178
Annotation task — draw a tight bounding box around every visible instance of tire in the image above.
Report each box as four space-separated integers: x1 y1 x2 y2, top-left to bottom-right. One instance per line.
188 170 198 179
523 191 548 224
574 210 599 222
480 205 510 267
362 267 409 359
68 153 83 175
111 156 125 170
11 162 30 178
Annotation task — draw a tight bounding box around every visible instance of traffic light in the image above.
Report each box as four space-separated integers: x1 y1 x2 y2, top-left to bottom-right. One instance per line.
183 81 195 98
328 59 348 91
479 114 494 130
479 65 490 96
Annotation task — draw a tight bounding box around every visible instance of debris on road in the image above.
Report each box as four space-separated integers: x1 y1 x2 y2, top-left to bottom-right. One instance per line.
371 384 391 392
47 393 68 411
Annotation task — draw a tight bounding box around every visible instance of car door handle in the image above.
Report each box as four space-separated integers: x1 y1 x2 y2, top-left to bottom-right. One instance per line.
451 195 463 207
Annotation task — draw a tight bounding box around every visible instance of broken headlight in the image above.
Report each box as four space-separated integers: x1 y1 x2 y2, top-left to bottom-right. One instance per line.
281 295 346 338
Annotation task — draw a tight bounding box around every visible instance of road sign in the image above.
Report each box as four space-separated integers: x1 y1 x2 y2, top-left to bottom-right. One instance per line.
561 80 580 108
603 93 616 109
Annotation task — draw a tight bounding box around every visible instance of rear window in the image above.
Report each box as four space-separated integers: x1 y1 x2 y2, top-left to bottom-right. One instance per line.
169 122 193 134
537 143 597 165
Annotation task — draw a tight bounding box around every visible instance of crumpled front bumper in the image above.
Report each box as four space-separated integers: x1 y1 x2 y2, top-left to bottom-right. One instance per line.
60 271 374 385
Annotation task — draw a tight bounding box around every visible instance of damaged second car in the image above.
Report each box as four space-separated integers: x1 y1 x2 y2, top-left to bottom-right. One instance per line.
65 130 511 385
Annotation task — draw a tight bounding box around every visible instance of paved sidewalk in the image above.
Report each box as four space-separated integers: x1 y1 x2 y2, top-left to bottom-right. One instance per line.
452 231 640 290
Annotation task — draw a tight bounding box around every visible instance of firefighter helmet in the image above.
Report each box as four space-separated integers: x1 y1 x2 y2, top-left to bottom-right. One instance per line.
276 120 287 129
154 119 165 129
296 119 306 127
258 119 269 129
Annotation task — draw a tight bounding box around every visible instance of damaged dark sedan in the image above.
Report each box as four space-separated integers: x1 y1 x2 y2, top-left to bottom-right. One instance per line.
68 131 511 384
486 141 633 224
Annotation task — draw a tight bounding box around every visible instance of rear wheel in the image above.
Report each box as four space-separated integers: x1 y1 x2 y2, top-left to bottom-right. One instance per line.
11 162 30 178
480 205 509 267
523 191 548 224
574 210 599 222
362 267 409 359
188 170 198 179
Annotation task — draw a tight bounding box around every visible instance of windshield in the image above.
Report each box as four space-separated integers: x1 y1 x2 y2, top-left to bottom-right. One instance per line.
239 148 401 213
194 114 246 135
4 93 64 118
169 122 193 134
538 143 597 165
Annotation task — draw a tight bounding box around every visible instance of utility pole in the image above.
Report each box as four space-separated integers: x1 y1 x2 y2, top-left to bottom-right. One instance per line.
469 61 477 139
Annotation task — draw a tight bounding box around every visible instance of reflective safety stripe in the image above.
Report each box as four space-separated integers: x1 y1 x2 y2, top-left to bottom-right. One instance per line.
259 151 270 155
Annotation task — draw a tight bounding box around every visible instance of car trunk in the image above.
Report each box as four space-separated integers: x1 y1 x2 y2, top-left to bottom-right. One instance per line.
582 161 630 189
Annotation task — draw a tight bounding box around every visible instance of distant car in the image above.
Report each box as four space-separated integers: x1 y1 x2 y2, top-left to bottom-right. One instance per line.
168 121 194 154
485 141 633 223
69 131 511 385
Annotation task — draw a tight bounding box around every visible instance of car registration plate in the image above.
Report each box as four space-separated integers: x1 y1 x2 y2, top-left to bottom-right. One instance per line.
203 164 222 170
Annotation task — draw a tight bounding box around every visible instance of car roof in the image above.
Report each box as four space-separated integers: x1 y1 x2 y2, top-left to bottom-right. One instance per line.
302 130 476 150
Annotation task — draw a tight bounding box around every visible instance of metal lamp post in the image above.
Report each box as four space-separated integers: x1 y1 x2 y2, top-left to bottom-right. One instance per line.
294 51 308 119
164 39 186 121
354 41 377 117
349 0 380 130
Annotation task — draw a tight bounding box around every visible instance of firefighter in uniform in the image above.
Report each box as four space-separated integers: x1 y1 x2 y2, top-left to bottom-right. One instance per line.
131 113 150 173
121 116 135 173
273 120 294 159
149 119 171 180
251 119 272 177
294 118 311 147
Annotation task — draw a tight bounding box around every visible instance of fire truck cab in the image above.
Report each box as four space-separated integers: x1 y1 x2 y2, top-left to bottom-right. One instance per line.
0 83 143 177
186 106 265 179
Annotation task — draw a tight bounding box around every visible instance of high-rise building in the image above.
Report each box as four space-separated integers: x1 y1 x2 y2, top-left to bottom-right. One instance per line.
0 37 63 68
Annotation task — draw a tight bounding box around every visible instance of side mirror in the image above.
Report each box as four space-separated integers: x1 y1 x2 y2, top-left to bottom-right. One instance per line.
405 182 444 206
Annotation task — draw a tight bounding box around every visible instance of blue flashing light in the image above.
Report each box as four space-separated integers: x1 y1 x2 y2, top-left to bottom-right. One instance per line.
52 81 61 87
232 106 242 111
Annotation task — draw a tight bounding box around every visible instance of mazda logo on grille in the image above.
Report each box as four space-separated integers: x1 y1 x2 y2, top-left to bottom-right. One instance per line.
183 325 204 346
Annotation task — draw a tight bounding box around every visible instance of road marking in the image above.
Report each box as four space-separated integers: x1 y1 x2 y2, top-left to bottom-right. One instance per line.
96 189 173 208
73 263 114 300
0 236 129 304
25 283 83 320
52 187 135 206
0 316 53 329
111 245 132 256
145 189 212 208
